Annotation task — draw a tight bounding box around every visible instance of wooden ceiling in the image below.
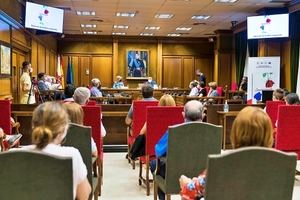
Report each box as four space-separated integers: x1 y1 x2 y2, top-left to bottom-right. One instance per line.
32 0 293 38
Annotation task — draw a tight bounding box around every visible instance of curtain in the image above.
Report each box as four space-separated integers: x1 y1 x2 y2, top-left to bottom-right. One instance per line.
290 11 300 92
235 31 248 84
248 39 258 57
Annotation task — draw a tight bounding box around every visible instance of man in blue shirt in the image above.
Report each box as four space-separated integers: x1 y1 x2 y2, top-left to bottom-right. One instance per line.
90 78 103 97
151 100 204 200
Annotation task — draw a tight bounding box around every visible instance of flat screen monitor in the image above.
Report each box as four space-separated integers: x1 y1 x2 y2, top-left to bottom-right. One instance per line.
247 13 289 39
25 2 64 33
262 90 274 103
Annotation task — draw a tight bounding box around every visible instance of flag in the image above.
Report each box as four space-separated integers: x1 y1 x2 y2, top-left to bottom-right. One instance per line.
66 56 74 85
56 54 65 88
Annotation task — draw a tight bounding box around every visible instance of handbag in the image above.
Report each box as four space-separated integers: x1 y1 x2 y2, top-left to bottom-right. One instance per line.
129 134 145 160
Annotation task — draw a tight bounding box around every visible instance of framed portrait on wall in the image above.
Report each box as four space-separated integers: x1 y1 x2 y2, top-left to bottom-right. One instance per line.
0 45 11 76
126 50 149 79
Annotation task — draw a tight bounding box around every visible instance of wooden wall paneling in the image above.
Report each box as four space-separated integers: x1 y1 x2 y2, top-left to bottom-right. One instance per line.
79 56 90 86
72 56 79 87
45 49 50 75
11 51 26 102
62 55 68 86
37 43 46 73
183 57 194 88
0 79 11 99
258 40 267 57
11 27 29 48
195 57 214 85
49 51 56 76
266 41 281 56
31 40 38 77
218 53 232 87
213 52 218 83
91 56 113 88
162 57 182 88
0 19 10 43
157 42 163 86
281 40 291 90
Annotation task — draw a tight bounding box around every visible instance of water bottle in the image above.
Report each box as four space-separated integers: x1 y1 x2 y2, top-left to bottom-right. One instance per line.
223 100 229 112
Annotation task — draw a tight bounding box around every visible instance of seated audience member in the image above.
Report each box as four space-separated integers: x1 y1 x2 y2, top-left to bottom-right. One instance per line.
37 72 49 91
272 88 284 101
113 75 125 89
73 87 107 137
125 84 157 126
198 81 207 97
17 102 91 199
146 77 158 88
63 102 98 157
129 94 176 160
188 80 199 96
151 100 204 200
90 78 103 97
239 76 248 92
285 93 300 105
179 106 273 200
207 82 219 97
63 84 76 102
0 127 4 151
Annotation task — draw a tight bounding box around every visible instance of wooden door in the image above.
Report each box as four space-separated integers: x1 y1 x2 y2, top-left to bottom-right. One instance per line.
91 56 113 88
12 50 26 103
195 57 213 85
162 57 182 88
183 57 194 88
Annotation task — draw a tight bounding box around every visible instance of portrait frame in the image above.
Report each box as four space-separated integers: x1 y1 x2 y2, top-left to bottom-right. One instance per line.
0 44 11 77
126 49 149 79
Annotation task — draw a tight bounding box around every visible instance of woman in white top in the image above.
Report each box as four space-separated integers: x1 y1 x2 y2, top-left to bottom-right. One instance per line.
28 102 91 199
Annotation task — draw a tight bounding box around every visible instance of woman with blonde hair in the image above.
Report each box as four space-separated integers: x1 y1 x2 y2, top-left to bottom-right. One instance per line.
63 102 98 157
129 94 176 160
179 106 273 200
21 102 91 200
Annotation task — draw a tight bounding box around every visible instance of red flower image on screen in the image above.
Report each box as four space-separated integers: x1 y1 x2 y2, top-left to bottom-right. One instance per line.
265 79 275 88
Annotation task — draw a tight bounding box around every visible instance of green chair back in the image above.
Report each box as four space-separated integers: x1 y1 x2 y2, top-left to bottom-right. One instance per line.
205 147 297 200
159 122 222 194
0 150 73 200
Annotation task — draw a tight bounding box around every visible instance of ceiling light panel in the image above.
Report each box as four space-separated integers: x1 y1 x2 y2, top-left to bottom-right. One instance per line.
83 31 97 34
81 24 97 28
145 26 160 30
112 32 126 35
167 33 181 37
113 25 129 29
140 33 154 36
214 0 238 3
155 14 174 19
191 15 211 20
116 12 136 17
76 11 96 16
176 27 192 31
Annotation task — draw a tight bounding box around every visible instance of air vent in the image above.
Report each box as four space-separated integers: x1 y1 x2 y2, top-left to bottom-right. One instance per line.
90 19 104 22
55 6 72 11
193 22 207 26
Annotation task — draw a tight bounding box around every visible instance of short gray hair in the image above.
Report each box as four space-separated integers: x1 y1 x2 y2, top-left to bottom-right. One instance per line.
184 100 203 122
73 87 91 105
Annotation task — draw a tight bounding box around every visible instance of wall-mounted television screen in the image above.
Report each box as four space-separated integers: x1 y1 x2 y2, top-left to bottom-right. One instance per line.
25 2 64 33
247 13 289 39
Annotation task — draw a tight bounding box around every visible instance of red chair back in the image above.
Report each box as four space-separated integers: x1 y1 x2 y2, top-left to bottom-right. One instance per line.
216 87 223 96
146 106 184 156
87 100 97 105
82 105 102 158
231 82 238 91
265 101 286 128
0 100 11 134
132 101 159 138
275 105 300 159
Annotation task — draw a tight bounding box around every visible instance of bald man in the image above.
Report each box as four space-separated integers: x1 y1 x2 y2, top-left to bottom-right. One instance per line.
151 100 204 200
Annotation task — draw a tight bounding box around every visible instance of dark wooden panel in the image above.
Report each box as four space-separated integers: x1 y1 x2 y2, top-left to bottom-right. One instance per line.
162 57 182 88
183 57 194 88
38 44 46 73
195 57 213 84
91 56 113 88
80 56 90 86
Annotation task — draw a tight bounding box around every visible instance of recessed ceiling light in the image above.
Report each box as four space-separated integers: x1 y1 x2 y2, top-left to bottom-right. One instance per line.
145 26 160 30
81 24 97 28
140 33 154 36
113 25 129 29
77 11 96 16
83 31 97 34
176 27 192 31
112 32 126 35
214 0 238 3
167 33 181 37
155 14 174 19
116 12 136 17
191 15 210 20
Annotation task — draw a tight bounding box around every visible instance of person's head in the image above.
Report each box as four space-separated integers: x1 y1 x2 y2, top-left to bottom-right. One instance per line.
189 80 198 89
63 102 84 125
199 81 205 88
32 102 69 149
37 73 45 81
208 81 217 90
159 94 176 106
241 76 248 83
64 84 75 98
141 84 153 98
91 78 101 87
230 106 273 149
116 75 122 82
22 61 32 73
148 77 153 82
285 93 300 105
272 88 284 101
183 100 203 122
73 87 91 105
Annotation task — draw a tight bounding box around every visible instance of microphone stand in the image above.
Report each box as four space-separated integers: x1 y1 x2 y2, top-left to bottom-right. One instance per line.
27 79 34 104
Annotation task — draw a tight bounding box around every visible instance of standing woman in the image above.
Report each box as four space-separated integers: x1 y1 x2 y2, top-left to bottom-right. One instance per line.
23 102 91 199
19 61 35 104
